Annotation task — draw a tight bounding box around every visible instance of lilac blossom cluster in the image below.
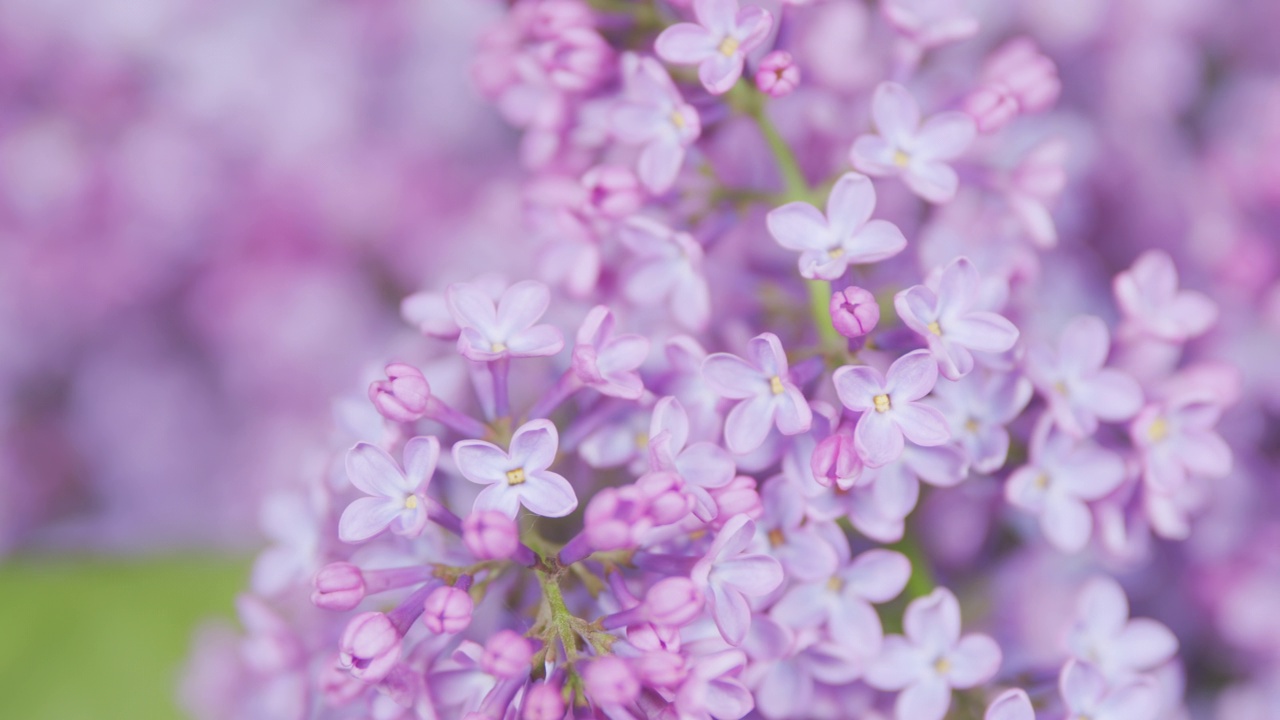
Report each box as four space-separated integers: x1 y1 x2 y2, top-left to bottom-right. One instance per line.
184 0 1280 719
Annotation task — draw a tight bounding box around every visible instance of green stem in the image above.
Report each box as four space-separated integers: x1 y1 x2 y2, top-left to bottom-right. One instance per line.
537 568 581 660
807 279 844 355
728 81 811 203
890 532 936 600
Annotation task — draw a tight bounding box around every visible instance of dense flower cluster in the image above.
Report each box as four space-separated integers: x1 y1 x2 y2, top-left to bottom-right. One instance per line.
183 1 1280 719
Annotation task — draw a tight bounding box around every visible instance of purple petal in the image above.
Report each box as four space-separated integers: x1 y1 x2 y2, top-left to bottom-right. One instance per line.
1042 495 1092 552
672 271 711 331
612 103 666 143
896 676 952 720
679 442 736 489
1113 619 1178 671
473 482 524 518
452 440 510 485
446 282 499 336
1174 430 1232 477
1060 444 1126 500
346 443 409 498
947 312 1019 354
638 138 685 193
845 549 912 602
725 395 776 454
507 324 565 357
870 462 921 517
915 112 976 161
509 420 559 472
904 161 960 203
864 636 925 690
1075 577 1130 636
651 397 690 453
851 134 900 176
830 597 884 659
895 404 951 447
704 353 765 399
695 0 738 33
748 333 789 377
771 585 830 630
1005 466 1048 513
1096 678 1161 720
856 411 905 468
733 5 774 51
338 497 404 543
775 527 839 582
655 23 716 64
826 172 876 240
904 588 961 657
1059 660 1107 710
709 583 752 646
887 350 939 401
1078 369 1143 422
699 52 744 95
766 201 831 252
495 280 550 336
774 388 813 436
402 436 440 492
847 219 908 265
1059 315 1110 376
872 82 921 144
833 364 887 410
519 471 579 518
985 689 1035 720
947 634 1002 688
756 657 814 719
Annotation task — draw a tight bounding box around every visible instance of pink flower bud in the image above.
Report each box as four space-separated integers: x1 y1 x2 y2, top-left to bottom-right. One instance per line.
755 50 800 98
810 432 863 490
422 586 474 634
644 577 704 626
369 363 431 423
964 86 1020 134
582 656 640 706
338 612 402 682
463 510 520 560
830 286 880 338
710 476 762 526
522 681 565 720
312 562 366 611
481 630 534 678
581 165 643 219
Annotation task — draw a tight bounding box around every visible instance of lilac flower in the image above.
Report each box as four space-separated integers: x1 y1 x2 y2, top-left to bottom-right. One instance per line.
754 477 839 581
612 54 701 193
830 286 881 338
999 138 1068 248
756 50 800 98
338 436 440 543
1059 660 1161 720
1114 250 1218 342
692 514 785 645
655 0 774 95
446 279 564 362
649 395 736 520
617 216 711 331
572 305 650 399
866 588 1002 720
1025 315 1144 437
766 172 908 280
881 0 979 50
452 419 578 518
673 649 755 720
1067 577 1178 683
928 369 1032 473
402 273 506 340
895 257 1020 380
1131 395 1232 492
703 333 814 454
1006 420 1126 553
833 350 951 467
850 82 976 203
985 688 1035 720
741 618 864 719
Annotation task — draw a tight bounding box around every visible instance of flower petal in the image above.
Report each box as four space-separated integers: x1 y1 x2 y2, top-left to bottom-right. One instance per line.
887 350 939 401
985 689 1035 720
655 23 716 64
518 471 579 518
947 634 1002 688
895 404 952 447
509 419 559 473
725 395 776 454
904 160 960 203
904 588 961 656
346 443 408 498
826 172 877 240
402 436 440 492
338 497 404 543
915 112 976 161
847 219 908 265
833 364 887 411
845 549 912 603
766 201 832 252
864 636 925 690
896 676 952 720
856 411 905 468
452 440 511 485
704 353 764 399
872 82 921 144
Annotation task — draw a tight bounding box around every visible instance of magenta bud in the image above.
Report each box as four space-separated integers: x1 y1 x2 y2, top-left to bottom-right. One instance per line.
338 612 402 683
711 476 762 526
369 362 431 422
964 86 1019 134
582 656 640 706
811 433 863 490
422 586 474 634
755 50 800 98
830 286 880 338
644 577 704 627
463 510 520 560
632 649 686 687
481 630 534 679
522 681 566 720
311 562 367 611
581 165 643 219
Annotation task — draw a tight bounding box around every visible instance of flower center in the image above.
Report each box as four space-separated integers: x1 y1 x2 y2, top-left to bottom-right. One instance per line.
873 394 891 412
404 495 419 510
635 432 649 450
927 321 942 336
718 36 740 57
964 417 980 433
769 375 786 395
1146 416 1169 443
1034 473 1050 490
893 149 911 167
491 341 508 353
506 468 527 486
826 576 844 592
933 657 952 675
828 247 845 259
767 528 786 547
670 110 686 129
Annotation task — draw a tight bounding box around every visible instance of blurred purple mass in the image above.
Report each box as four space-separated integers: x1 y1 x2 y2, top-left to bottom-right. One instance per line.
2 0 1280 719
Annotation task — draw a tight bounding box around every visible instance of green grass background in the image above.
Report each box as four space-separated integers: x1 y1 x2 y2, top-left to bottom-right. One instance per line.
0 556 249 719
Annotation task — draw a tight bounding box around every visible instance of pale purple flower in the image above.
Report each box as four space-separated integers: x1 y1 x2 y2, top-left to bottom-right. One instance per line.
833 350 951 467
1025 315 1144 437
1131 396 1231 492
452 419 578 518
754 477 839 581
1059 660 1161 720
673 649 755 720
859 444 968 520
895 257 1020 380
402 274 506 340
928 369 1032 474
692 514 785 645
618 216 711 331
865 588 1002 720
612 54 701 193
1005 419 1126 553
649 395 736 520
655 0 774 95
850 82 976 203
830 286 881 338
742 618 864 719
882 0 979 50
756 50 800 98
572 305 650 399
1067 577 1179 683
766 172 907 281
446 279 564 362
1000 138 1068 248
985 688 1034 720
772 541 911 658
338 437 440 543
1114 250 1218 342
964 38 1060 134
703 333 814 454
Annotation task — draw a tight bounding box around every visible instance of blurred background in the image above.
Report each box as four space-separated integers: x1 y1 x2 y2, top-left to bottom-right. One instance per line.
0 0 523 716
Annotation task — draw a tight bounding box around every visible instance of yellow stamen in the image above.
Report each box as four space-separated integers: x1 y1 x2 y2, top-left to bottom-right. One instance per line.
826 576 844 592
767 528 785 547
873 394 891 413
404 495 419 510
964 418 980 433
670 111 686 129
1146 417 1169 443
927 321 942 336
491 342 508 353
893 149 911 167
1034 473 1050 490
770 376 786 395
1053 381 1068 396
718 36 740 56
934 657 952 675
505 468 526 486
828 247 845 259
635 432 649 450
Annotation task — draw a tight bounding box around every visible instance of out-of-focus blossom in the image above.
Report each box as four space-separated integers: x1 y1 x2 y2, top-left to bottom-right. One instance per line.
1026 316 1143 438
656 0 774 95
755 50 800 98
703 333 813 454
851 84 976 203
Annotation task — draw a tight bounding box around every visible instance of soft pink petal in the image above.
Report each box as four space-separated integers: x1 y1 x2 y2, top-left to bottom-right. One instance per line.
402 436 440 492
473 482 524 518
734 6 775 50
872 82 921 144
829 598 884 659
519 471 579 518
638 139 685 193
985 689 1035 720
947 634 1002 688
452 440 511 485
672 273 711 331
446 282 499 336
856 411 905 468
826 172 877 239
1096 678 1161 720
704 353 765 399
915 112 976 161
1005 466 1048 512
947 312 1019 354
695 0 738 33
847 219 908 264
679 442 736 489
496 280 551 337
894 404 951 447
904 588 961 656
1173 431 1232 478
510 420 559 472
766 201 832 252
1113 619 1178 671
904 161 960 203
1059 660 1107 710
506 324 565 357
1059 315 1110 375
850 134 900 176
655 23 716 64
699 52 745 95
338 497 404 543
864 636 924 690
896 676 952 720
1075 577 1129 636
887 350 939 401
1078 369 1143 422
833 364 887 410
846 549 912 602
346 443 408 498
725 395 776 454
612 103 666 143
709 583 752 646
774 388 814 436
1042 495 1093 552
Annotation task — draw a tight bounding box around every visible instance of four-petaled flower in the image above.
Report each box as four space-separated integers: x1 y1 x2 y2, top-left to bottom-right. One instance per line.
692 514 785 645
1114 250 1218 342
453 419 578 518
573 305 651 399
866 587 1002 720
613 54 702 193
1066 576 1178 684
447 279 564 362
338 436 440 543
655 0 774 95
851 82 976 203
1025 315 1144 438
834 350 951 467
618 216 711 331
895 257 1020 380
703 332 814 454
649 396 737 521
1058 660 1161 720
766 172 908 281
